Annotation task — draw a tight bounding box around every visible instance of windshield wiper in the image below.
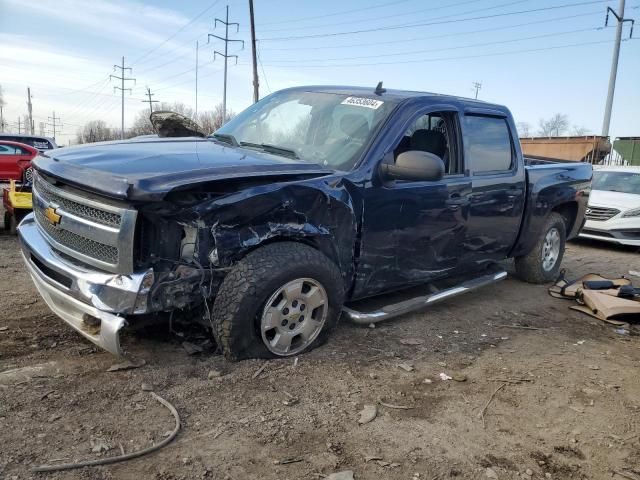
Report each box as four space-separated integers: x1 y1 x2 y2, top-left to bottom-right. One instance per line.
211 133 239 146
239 141 299 159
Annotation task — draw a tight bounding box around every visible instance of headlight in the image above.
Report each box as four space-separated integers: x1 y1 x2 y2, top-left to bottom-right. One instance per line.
622 208 640 218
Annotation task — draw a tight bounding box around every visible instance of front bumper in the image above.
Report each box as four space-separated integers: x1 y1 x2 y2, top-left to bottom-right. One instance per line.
17 214 153 355
579 217 640 247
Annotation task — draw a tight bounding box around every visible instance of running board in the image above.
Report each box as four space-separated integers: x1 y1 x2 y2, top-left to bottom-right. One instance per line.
342 270 508 325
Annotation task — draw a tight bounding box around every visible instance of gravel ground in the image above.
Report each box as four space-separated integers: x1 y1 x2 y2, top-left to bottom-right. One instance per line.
1 214 639 480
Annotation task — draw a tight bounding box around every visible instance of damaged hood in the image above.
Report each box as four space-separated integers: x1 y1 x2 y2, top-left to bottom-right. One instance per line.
34 137 331 201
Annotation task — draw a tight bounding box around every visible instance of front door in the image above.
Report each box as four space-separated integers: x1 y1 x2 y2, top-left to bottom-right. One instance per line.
353 108 471 298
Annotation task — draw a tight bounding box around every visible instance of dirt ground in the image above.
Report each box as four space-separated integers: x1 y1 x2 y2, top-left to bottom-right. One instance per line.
1 214 640 480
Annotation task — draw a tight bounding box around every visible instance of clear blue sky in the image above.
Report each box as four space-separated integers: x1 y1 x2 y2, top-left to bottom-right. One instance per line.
1 0 638 145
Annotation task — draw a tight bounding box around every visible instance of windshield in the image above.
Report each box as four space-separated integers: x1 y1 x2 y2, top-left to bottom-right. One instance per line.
592 171 640 195
213 90 396 170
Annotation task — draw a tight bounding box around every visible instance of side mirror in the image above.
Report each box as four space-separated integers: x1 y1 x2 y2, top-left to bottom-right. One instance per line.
381 150 444 182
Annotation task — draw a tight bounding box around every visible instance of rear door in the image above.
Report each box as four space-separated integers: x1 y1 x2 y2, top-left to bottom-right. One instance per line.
0 144 21 180
462 112 526 266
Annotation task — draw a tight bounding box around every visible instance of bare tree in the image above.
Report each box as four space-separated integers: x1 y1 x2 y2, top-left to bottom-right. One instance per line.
571 125 591 136
198 104 236 133
76 120 118 144
0 84 6 132
537 114 569 137
516 122 531 137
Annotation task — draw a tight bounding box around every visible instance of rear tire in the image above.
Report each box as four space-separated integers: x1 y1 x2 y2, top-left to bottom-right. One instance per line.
514 212 566 284
211 242 344 361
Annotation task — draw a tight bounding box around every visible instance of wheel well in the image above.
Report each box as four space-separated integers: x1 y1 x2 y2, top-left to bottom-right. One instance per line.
552 202 578 234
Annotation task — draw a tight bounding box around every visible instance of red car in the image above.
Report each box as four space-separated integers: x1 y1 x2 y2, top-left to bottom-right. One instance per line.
0 141 38 182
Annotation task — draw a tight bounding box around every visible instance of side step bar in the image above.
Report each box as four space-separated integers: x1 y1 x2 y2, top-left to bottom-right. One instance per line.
342 270 508 325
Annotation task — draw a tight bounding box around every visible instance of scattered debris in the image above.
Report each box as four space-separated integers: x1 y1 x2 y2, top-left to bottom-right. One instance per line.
452 374 468 382
576 340 586 345
364 455 383 462
293 357 299 367
39 390 55 400
423 378 433 384
613 469 640 480
485 467 499 478
282 391 299 406
141 383 153 392
0 326 8 331
368 323 375 329
397 363 414 372
32 392 180 473
252 362 268 379
358 404 378 424
399 338 424 345
47 413 61 423
379 400 413 410
326 471 354 480
274 457 304 465
496 324 541 330
90 438 110 454
629 270 640 278
479 383 507 429
587 365 600 370
439 373 452 381
106 359 146 372
181 341 203 355
208 369 222 379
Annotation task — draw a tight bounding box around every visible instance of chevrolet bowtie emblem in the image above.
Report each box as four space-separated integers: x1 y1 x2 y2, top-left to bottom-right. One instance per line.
44 207 62 226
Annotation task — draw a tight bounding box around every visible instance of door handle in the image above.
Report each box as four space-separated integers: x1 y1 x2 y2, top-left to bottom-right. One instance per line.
445 195 469 209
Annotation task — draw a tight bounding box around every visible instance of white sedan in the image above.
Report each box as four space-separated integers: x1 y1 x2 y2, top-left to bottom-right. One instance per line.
580 166 640 246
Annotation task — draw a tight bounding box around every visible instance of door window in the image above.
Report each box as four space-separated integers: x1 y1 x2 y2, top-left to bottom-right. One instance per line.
464 116 513 173
0 145 18 155
394 112 462 175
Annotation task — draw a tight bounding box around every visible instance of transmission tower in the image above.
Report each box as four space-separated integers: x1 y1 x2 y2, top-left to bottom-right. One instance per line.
47 111 62 140
208 5 244 121
472 81 482 99
110 56 136 140
142 86 159 114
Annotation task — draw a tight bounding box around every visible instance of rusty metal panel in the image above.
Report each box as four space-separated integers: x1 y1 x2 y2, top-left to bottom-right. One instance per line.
519 136 610 163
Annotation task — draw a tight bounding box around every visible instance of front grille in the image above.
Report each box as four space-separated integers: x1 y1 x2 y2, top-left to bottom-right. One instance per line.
34 176 121 227
32 173 137 273
585 206 620 221
34 207 119 264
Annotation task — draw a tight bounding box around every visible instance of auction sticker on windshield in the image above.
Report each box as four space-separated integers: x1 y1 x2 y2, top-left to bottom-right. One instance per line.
341 97 384 109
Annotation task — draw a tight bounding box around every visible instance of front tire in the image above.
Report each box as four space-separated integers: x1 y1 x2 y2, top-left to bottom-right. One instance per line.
211 242 344 361
514 212 566 284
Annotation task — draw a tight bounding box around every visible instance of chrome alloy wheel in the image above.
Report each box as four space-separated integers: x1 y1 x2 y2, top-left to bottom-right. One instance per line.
260 278 328 356
542 227 561 271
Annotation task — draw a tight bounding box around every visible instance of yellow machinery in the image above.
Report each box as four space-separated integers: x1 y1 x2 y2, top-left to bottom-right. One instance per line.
3 180 32 234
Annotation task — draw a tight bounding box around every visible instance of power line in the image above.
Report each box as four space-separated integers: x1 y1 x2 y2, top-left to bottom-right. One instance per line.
262 26 605 63
110 56 136 140
259 0 614 41
257 38 638 68
131 1 221 66
255 0 412 26
253 0 506 34
259 10 606 51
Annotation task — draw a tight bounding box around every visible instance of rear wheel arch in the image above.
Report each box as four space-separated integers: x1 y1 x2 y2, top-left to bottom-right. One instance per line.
551 201 578 236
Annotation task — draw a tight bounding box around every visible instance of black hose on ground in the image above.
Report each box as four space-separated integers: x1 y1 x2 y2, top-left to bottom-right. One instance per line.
31 392 180 473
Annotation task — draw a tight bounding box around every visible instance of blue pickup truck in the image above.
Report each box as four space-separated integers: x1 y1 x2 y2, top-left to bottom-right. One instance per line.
18 85 592 359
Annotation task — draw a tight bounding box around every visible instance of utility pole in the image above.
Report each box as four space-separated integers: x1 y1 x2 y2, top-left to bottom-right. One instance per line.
209 5 244 121
110 56 136 140
601 0 635 137
249 0 259 103
47 111 62 140
27 87 34 134
17 117 22 134
142 86 159 114
195 40 199 116
472 81 482 99
0 106 4 132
